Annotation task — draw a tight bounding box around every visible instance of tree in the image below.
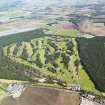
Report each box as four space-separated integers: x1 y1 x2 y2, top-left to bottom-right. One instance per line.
46 54 55 64
35 57 43 68
48 67 57 73
46 75 54 84
53 52 60 60
66 40 74 55
61 53 70 69
35 40 39 46
52 62 58 68
74 59 80 75
36 53 40 58
21 47 29 60
13 43 21 55
48 41 58 50
35 54 43 68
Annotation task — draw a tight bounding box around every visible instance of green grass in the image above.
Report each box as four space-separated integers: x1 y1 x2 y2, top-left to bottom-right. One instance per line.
7 44 16 56
0 83 8 102
16 42 24 57
25 42 33 59
0 29 45 81
3 36 99 94
1 28 104 96
39 49 45 64
45 25 79 37
78 68 96 91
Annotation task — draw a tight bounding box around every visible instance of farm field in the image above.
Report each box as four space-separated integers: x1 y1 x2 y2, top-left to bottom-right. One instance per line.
0 86 80 105
1 0 105 104
45 26 79 37
44 21 79 37
77 37 105 92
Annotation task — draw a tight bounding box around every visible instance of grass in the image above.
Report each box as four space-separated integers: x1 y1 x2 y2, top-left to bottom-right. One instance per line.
16 42 24 57
72 38 98 93
8 43 16 56
0 29 45 81
3 36 99 94
45 25 79 37
39 49 45 64
1 28 104 96
78 68 96 91
25 42 33 58
0 83 8 102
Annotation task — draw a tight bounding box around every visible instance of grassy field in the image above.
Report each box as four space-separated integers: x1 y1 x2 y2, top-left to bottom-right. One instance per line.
45 26 79 36
0 29 45 81
0 83 8 102
3 35 97 93
44 22 79 37
0 28 103 97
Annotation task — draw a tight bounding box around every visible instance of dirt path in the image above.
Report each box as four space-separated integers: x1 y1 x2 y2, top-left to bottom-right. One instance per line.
0 79 28 84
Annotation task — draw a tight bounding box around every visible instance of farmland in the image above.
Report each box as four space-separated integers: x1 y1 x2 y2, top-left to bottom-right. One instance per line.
0 0 105 104
0 86 80 105
44 21 80 37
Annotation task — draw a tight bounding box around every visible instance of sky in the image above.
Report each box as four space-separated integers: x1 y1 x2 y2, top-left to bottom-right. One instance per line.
0 0 20 7
0 0 76 11
0 0 97 11
0 0 76 8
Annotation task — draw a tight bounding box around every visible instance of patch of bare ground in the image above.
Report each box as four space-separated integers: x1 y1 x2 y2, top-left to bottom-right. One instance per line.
80 33 95 38
80 26 105 36
0 87 80 105
80 19 105 36
0 19 44 32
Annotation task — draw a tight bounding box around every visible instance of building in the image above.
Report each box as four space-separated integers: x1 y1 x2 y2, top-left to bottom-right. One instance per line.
83 94 95 101
38 78 46 83
6 83 25 98
66 84 80 91
81 97 101 105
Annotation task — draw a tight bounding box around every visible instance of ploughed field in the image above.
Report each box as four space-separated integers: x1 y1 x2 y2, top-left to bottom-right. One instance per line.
77 37 105 92
0 87 80 105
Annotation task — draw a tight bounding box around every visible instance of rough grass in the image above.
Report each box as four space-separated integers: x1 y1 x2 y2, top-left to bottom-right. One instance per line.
0 83 8 102
45 25 79 37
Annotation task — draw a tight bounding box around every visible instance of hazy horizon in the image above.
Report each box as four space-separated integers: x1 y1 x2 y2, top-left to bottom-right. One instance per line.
0 0 101 11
